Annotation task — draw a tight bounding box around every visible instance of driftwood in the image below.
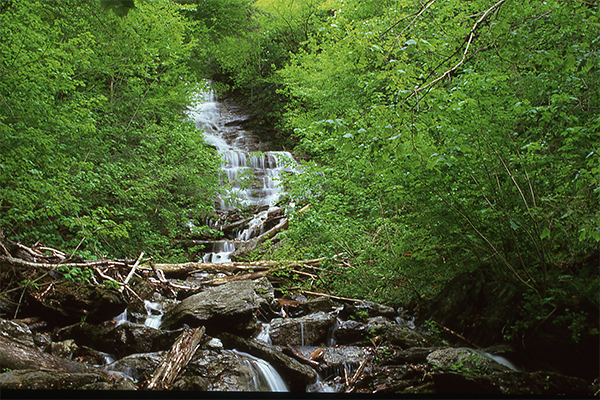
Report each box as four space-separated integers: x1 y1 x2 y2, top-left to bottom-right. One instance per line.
283 344 321 370
345 359 368 393
146 326 205 390
209 270 270 286
300 290 366 303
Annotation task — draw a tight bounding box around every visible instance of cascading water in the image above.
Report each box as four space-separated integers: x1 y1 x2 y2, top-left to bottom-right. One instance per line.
230 350 288 392
188 88 295 263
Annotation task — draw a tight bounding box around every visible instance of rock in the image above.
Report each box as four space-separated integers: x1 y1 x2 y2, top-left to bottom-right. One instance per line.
339 301 397 322
301 296 335 315
186 349 286 391
51 339 78 359
160 279 274 336
431 371 592 395
0 318 35 348
377 346 443 365
270 312 336 346
104 352 165 384
301 346 372 379
55 321 185 359
0 329 88 373
171 376 209 391
426 348 511 375
220 333 317 391
26 281 127 324
0 369 107 390
383 324 432 348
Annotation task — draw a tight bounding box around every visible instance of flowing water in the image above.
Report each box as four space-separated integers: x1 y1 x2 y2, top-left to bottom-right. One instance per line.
230 350 288 392
188 89 295 263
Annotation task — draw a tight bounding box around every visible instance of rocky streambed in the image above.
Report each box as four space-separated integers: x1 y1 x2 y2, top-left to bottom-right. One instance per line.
0 265 596 396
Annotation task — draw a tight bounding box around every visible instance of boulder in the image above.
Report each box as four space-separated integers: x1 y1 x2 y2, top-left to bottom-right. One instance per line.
339 301 397 322
383 324 432 348
220 333 317 391
187 349 287 391
431 371 592 395
426 348 511 375
26 281 127 324
0 318 35 348
0 327 88 373
0 369 107 390
104 352 165 384
270 312 336 346
160 279 274 336
55 321 184 359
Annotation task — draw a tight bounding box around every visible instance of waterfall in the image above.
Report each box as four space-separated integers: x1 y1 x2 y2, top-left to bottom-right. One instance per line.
189 87 296 263
231 350 288 392
114 309 127 326
143 300 164 329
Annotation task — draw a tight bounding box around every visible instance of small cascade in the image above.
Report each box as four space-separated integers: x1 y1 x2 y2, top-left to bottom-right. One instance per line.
326 318 341 347
188 87 296 263
231 350 288 392
300 322 306 346
143 300 164 329
256 323 272 345
482 352 519 371
114 309 128 326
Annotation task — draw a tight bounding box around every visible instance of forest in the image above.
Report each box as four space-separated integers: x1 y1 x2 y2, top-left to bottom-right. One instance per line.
0 0 599 390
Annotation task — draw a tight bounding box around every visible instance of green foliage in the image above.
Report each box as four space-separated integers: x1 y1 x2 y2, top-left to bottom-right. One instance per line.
274 0 600 308
0 0 222 260
58 266 94 284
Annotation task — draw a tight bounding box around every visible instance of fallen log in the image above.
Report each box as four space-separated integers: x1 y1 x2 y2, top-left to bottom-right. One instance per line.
209 270 270 286
283 345 321 370
0 255 131 269
146 326 205 390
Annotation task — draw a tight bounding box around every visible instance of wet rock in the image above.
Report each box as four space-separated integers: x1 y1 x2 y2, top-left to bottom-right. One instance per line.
301 296 335 315
0 318 35 348
332 319 371 345
26 281 127 324
0 328 88 373
270 312 336 346
304 346 372 379
187 349 279 391
383 324 432 348
33 331 52 353
355 364 433 394
55 321 184 359
80 379 137 390
431 371 592 395
0 369 107 390
339 301 397 322
171 376 209 391
426 348 511 374
107 322 184 357
160 279 272 336
105 351 165 384
378 346 443 365
51 339 78 359
220 333 317 391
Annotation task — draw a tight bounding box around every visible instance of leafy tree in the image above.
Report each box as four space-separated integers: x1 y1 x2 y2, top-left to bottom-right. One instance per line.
0 0 222 260
277 0 599 310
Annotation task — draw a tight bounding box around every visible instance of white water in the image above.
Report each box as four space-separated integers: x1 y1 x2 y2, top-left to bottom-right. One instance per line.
114 309 128 326
189 89 296 263
143 300 164 329
231 350 288 392
256 323 272 344
483 352 519 371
